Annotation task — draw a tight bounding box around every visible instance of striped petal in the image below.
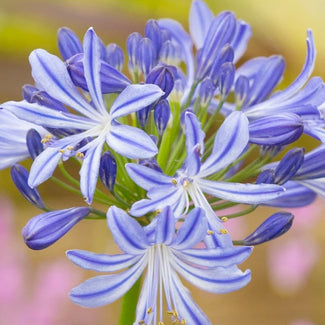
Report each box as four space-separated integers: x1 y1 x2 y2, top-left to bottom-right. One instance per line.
2 100 97 129
173 245 252 268
83 28 107 115
174 259 251 293
189 0 214 49
126 163 172 191
297 178 325 198
107 206 149 254
79 137 105 204
198 178 285 204
173 207 207 250
155 206 175 245
129 186 184 217
171 273 212 325
200 111 249 177
69 257 146 307
110 84 164 119
66 249 142 272
29 49 100 120
184 111 205 157
107 124 157 159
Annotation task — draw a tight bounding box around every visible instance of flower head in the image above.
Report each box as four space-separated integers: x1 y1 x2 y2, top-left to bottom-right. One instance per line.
67 206 251 324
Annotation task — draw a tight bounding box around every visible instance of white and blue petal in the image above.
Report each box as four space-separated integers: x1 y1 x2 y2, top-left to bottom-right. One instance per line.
107 206 150 254
107 124 158 159
155 206 175 245
197 178 285 204
109 84 164 120
200 111 249 177
126 163 172 191
66 249 142 272
69 258 146 308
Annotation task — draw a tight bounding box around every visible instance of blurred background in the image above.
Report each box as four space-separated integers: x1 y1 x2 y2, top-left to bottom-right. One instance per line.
0 0 325 324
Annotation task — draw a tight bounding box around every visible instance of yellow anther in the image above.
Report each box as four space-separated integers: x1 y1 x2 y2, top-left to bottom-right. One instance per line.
45 134 52 139
167 310 174 316
207 230 214 235
221 216 228 222
158 322 164 325
147 307 152 314
76 152 84 159
41 138 49 144
138 321 145 325
58 149 65 154
183 180 189 187
173 310 178 318
67 145 74 151
171 178 177 185
181 319 186 324
220 229 228 234
156 209 162 214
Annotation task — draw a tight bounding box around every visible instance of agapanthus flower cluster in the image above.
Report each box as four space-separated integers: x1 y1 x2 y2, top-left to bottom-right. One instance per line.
1 0 325 324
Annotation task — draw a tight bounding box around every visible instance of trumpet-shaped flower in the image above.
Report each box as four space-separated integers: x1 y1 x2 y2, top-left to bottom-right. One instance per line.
67 206 252 325
127 111 284 247
2 28 164 203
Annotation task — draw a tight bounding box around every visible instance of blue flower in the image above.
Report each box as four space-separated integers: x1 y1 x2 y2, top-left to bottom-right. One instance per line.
67 206 251 324
2 28 164 203
127 111 284 247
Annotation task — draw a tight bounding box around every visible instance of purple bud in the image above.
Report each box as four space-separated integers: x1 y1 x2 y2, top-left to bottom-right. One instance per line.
22 207 91 250
67 53 131 93
218 62 235 100
57 27 83 61
106 43 124 71
249 113 304 146
22 84 38 102
159 40 181 66
26 129 44 160
234 75 249 107
127 32 142 74
146 64 175 98
99 151 117 192
274 148 305 184
137 105 152 129
198 77 216 106
145 19 162 52
10 164 45 209
138 37 157 77
180 108 194 127
256 169 275 184
154 99 170 135
243 212 294 245
209 44 234 84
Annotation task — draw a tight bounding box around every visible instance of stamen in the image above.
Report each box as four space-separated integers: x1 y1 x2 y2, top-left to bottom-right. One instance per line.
76 152 84 159
181 319 186 324
221 216 228 222
147 307 152 314
171 178 177 185
207 229 214 235
58 149 65 154
138 321 145 325
67 145 74 151
220 229 228 234
158 322 164 325
167 310 174 316
156 209 162 214
173 310 178 318
41 134 53 143
183 180 189 187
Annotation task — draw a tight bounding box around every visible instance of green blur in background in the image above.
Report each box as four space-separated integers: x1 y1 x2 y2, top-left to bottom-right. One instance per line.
0 0 324 324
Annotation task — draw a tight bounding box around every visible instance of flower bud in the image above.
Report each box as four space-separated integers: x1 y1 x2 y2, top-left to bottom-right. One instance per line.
234 75 249 108
146 64 176 98
274 148 305 184
218 62 235 101
99 151 117 192
26 129 44 160
127 32 142 74
256 169 275 185
57 27 83 61
137 105 152 129
10 164 45 209
159 40 181 66
106 43 124 71
154 99 170 135
138 37 157 77
145 19 162 52
22 207 91 250
243 212 294 245
198 77 216 106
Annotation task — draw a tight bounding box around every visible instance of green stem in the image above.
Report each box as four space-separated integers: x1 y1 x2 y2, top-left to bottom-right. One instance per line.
118 276 142 325
219 205 257 219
